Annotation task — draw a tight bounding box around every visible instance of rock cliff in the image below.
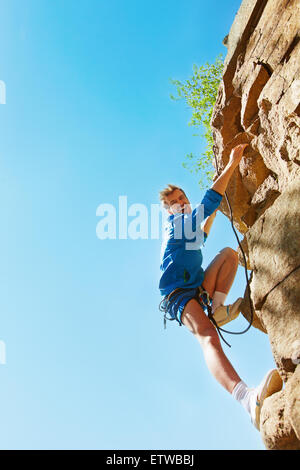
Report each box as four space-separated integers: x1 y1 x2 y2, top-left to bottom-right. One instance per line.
211 0 300 449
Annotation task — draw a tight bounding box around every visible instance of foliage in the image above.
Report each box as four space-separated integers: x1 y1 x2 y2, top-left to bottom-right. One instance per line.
170 54 224 188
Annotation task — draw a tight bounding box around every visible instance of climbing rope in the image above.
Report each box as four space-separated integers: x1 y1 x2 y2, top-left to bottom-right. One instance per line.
211 144 254 345
197 285 233 348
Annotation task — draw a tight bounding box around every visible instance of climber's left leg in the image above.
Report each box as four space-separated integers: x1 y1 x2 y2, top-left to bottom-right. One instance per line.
202 246 239 298
201 247 242 325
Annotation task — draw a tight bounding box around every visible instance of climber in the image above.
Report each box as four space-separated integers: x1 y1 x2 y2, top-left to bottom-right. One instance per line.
158 143 283 430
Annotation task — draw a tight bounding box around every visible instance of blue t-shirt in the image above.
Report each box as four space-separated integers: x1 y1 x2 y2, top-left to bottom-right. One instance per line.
159 189 223 296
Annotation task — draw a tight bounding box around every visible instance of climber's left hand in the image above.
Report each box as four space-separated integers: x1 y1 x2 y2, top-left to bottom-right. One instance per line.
228 143 249 167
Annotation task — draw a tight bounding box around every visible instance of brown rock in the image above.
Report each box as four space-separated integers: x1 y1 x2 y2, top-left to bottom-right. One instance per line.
285 365 300 441
240 283 267 333
211 0 300 449
260 367 300 450
245 179 300 311
260 266 300 383
241 63 270 130
260 390 300 450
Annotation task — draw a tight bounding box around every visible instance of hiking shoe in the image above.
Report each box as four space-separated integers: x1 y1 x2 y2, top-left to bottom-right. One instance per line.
250 369 283 430
212 297 243 327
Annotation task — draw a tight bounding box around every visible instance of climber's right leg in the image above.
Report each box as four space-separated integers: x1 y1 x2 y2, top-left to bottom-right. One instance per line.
181 298 241 394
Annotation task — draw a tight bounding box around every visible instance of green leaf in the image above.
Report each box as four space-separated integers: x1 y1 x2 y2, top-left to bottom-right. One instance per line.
170 54 224 189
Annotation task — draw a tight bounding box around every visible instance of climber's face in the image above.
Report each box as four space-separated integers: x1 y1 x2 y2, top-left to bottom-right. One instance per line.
164 189 192 215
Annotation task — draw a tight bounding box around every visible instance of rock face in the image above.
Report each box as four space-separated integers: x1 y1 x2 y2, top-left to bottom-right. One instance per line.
211 0 300 449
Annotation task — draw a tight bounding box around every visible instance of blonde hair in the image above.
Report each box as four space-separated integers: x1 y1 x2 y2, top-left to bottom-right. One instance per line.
159 184 187 207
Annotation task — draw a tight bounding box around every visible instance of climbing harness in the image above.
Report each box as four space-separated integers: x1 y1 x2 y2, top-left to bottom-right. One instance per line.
159 144 254 347
159 288 183 330
159 287 197 329
159 285 233 347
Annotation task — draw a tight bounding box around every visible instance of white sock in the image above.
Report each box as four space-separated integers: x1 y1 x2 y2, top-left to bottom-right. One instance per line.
212 291 228 313
231 380 255 416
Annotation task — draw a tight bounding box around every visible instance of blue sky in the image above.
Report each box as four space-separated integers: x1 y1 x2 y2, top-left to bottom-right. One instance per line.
0 0 276 450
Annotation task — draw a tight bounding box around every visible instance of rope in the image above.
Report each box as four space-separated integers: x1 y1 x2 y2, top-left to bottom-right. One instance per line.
197 286 232 348
211 144 254 344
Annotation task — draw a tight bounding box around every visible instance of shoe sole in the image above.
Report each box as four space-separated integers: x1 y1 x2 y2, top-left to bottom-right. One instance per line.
255 369 283 430
231 297 243 315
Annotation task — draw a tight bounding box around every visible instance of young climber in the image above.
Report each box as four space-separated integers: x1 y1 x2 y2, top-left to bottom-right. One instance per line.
158 144 283 430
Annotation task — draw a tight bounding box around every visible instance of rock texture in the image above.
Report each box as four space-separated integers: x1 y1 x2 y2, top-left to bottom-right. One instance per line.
211 0 300 449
